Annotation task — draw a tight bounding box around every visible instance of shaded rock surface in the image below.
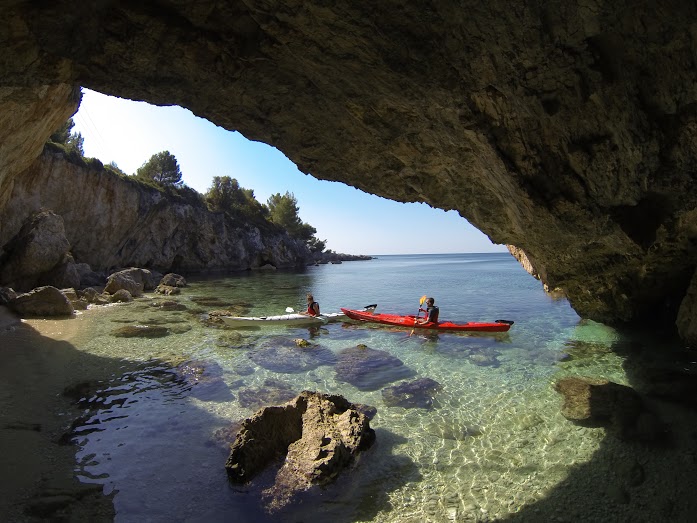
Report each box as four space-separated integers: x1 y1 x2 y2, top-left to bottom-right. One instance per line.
0 210 71 292
2 2 697 339
554 376 667 443
225 390 376 512
9 286 74 317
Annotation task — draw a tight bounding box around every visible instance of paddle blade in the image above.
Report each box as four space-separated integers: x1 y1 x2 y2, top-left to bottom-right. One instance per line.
285 307 295 313
419 295 427 305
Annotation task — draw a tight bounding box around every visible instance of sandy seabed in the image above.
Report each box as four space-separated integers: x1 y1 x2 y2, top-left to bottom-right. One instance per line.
0 307 116 522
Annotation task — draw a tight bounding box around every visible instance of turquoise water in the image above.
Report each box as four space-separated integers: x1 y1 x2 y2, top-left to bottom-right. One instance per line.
58 253 677 521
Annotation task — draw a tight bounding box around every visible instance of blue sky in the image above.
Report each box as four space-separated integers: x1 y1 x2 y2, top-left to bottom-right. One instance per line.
72 89 507 256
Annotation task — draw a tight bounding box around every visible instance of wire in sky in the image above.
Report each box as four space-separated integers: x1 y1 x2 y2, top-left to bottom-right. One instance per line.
74 107 109 161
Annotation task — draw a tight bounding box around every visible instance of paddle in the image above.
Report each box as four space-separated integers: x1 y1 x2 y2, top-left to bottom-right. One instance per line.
285 307 295 313
409 295 428 336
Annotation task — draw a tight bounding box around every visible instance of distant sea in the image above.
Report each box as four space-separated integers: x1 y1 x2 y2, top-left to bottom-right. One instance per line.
50 253 693 522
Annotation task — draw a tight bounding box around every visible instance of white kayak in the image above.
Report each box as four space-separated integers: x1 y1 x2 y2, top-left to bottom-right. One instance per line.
221 312 346 328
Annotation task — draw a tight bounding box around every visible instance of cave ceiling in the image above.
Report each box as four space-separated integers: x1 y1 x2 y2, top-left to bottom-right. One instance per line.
2 0 697 328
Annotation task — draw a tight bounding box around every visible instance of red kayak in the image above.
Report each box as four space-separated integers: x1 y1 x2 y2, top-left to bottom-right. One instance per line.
340 308 514 332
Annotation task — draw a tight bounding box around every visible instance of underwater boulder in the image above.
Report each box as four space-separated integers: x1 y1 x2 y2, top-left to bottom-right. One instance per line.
335 345 415 391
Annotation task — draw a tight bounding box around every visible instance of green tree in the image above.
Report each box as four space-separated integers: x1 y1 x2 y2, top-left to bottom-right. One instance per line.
49 117 84 155
50 118 74 144
307 236 327 253
135 151 182 186
206 176 247 212
205 176 269 223
266 192 305 236
106 161 127 176
266 191 321 243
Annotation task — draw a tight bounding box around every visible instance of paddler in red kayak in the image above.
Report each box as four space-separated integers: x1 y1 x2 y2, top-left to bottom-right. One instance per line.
417 297 439 324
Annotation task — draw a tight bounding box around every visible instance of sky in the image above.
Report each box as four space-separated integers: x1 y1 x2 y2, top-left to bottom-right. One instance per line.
72 88 508 256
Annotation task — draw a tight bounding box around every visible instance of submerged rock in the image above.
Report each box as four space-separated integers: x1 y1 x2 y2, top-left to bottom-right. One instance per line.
238 379 297 410
248 337 337 374
111 325 170 338
554 376 668 443
382 377 443 409
176 359 231 401
225 390 376 513
335 345 415 391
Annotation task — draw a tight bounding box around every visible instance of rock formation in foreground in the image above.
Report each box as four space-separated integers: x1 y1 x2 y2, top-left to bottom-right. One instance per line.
2 1 697 339
225 390 375 513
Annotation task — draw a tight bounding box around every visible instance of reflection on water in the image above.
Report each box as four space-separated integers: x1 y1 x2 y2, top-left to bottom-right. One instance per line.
58 256 697 522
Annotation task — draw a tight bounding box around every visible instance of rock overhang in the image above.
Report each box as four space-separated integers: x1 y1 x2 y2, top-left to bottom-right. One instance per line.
2 0 697 337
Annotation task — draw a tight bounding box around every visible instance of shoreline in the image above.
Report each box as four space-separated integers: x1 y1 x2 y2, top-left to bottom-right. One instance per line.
0 307 117 522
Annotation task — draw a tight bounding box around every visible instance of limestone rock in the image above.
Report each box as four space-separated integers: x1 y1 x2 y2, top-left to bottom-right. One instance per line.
225 391 375 512
382 377 443 409
335 345 415 391
9 286 74 317
109 289 133 303
104 270 144 297
74 263 105 288
3 2 697 337
676 268 697 346
0 151 313 274
554 376 667 443
0 210 71 291
39 253 80 290
160 273 186 287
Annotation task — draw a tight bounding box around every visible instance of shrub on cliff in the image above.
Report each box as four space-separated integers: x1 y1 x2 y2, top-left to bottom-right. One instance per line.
205 176 270 227
135 150 182 186
266 191 321 244
49 117 84 156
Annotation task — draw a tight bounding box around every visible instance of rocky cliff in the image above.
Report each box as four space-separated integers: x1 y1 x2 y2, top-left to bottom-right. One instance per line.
0 148 311 275
2 1 697 338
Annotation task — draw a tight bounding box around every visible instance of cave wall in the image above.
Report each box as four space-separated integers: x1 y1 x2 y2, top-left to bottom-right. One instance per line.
2 1 697 331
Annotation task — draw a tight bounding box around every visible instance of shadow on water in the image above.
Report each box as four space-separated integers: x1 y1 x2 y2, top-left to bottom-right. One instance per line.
0 319 417 522
500 327 697 523
0 320 124 522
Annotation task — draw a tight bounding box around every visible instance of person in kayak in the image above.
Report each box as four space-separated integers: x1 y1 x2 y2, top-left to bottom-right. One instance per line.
417 297 439 324
300 293 321 316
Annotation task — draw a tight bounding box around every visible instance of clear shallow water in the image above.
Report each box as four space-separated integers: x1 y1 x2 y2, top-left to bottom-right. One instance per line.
62 253 670 521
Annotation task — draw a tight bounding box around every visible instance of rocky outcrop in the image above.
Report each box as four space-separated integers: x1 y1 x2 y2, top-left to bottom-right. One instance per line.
225 391 375 512
8 286 74 317
2 2 697 335
0 210 72 291
0 149 311 273
554 376 666 443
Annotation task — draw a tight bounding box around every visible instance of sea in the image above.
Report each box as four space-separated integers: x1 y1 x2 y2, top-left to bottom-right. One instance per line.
26 253 697 522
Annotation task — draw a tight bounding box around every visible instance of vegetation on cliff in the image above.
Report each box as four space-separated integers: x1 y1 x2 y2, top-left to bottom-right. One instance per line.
44 127 347 260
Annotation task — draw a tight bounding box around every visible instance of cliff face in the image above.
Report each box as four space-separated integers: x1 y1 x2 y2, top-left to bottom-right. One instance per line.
0 149 310 273
1 1 697 332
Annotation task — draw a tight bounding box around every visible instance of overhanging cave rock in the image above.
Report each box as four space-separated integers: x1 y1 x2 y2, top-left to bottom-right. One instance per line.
2 2 697 337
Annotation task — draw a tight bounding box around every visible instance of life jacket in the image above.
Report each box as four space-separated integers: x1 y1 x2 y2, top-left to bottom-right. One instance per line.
427 305 439 323
307 302 319 316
